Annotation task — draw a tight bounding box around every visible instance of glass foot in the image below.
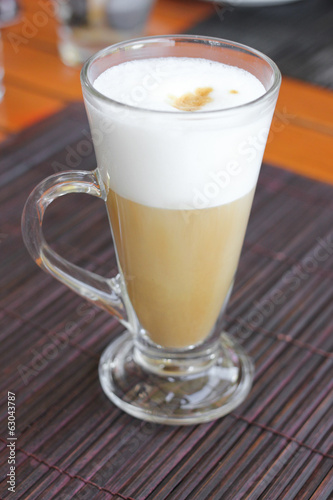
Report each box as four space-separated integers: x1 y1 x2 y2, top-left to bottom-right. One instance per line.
99 331 254 425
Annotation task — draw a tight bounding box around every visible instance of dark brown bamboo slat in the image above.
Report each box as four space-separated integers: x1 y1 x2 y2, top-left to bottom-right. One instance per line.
0 105 332 499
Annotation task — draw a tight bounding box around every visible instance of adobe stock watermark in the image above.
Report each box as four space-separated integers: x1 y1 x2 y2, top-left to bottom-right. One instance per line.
180 101 295 225
232 233 333 341
189 160 242 210
213 0 237 23
52 63 168 173
6 0 61 54
180 123 270 223
17 302 96 385
52 128 97 173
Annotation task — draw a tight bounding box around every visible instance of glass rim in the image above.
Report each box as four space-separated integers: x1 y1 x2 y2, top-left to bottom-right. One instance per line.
80 34 281 117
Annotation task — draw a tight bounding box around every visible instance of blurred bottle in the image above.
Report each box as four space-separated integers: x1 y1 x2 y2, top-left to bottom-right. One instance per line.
55 0 156 66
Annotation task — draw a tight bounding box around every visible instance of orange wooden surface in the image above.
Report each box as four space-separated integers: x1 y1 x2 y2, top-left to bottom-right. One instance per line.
0 81 63 132
0 0 332 184
3 39 81 101
265 78 333 184
147 0 214 35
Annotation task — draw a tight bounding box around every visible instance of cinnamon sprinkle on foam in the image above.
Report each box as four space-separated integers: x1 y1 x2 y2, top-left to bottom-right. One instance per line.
169 87 213 111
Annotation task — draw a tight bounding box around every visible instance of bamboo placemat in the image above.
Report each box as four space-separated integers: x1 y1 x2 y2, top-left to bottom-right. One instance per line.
0 104 332 499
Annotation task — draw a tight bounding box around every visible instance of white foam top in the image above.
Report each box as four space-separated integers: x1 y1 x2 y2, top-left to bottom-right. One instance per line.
93 57 265 112
88 57 273 209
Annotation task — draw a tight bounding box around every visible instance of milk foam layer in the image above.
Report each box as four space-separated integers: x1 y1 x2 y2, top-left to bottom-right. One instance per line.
93 57 265 112
86 57 275 209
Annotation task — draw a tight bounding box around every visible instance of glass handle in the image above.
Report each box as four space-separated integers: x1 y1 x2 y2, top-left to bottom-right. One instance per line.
21 170 129 327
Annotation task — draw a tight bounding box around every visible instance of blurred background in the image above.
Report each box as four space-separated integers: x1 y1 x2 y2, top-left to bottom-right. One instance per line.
0 0 332 181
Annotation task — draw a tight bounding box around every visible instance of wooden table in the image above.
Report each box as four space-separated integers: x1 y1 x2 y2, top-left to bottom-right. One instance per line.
1 0 332 184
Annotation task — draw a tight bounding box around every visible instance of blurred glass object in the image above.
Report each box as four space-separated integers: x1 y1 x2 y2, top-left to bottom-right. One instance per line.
55 0 156 66
0 34 4 102
0 0 20 102
0 0 19 24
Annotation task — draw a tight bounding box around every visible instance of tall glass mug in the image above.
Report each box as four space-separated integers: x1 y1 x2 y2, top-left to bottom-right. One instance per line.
22 36 281 424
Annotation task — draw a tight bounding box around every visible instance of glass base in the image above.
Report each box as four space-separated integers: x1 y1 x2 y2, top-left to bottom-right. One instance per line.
99 331 254 425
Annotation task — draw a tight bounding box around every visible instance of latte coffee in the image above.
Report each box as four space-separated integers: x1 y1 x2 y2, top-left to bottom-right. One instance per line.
87 57 273 348
22 37 281 424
